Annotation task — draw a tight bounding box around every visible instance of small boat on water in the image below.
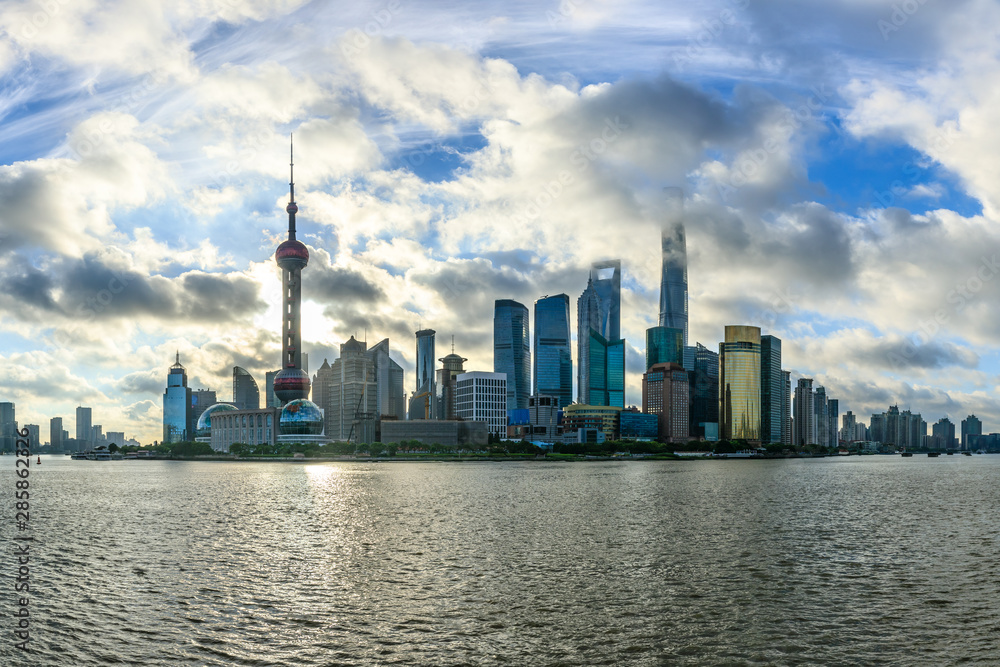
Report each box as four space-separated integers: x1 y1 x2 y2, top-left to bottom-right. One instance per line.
927 452 940 457
70 452 87 460
963 451 972 456
901 452 913 457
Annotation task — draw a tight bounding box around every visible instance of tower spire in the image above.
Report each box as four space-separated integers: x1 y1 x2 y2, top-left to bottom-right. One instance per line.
286 134 297 241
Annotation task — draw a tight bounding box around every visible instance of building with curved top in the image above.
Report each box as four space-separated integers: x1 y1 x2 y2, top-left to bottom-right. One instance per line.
163 353 191 443
233 366 260 411
196 403 239 441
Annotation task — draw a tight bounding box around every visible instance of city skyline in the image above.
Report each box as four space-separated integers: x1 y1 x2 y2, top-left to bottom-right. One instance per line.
1 2 998 443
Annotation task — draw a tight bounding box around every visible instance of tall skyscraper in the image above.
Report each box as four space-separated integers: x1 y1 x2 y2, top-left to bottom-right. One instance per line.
412 329 436 419
265 370 281 408
590 260 621 341
719 325 761 441
813 386 829 447
793 378 814 446
642 362 690 442
233 366 260 411
781 370 792 445
323 336 377 443
272 139 311 407
962 415 982 449
691 343 719 438
760 335 782 444
827 399 839 447
189 389 217 439
646 326 683 371
577 278 601 405
533 294 572 410
659 188 688 346
366 338 406 421
493 299 531 411
932 418 956 449
50 416 63 450
161 354 189 443
0 402 16 453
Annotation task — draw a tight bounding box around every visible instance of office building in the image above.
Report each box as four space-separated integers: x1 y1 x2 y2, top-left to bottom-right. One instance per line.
580 328 625 408
189 389 217 439
50 417 63 450
813 386 829 447
0 402 15 453
380 420 488 449
620 409 659 439
719 325 761 442
781 370 792 445
210 407 280 453
526 394 561 439
323 336 377 443
827 399 839 447
264 370 281 408
578 272 625 407
590 260 621 341
533 294 572 409
793 378 814 447
456 371 507 437
642 362 690 443
233 366 260 411
659 187 688 345
760 335 782 444
562 404 622 441
931 418 956 449
412 329 436 419
25 424 39 450
646 326 683 370
962 415 982 450
77 405 94 447
494 299 531 411
437 350 467 420
366 338 406 421
690 343 719 439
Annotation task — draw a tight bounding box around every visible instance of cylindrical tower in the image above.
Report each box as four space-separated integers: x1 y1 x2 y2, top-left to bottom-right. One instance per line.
274 138 311 404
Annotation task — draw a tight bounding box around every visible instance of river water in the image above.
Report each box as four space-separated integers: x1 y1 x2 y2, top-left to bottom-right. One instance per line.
2 455 999 665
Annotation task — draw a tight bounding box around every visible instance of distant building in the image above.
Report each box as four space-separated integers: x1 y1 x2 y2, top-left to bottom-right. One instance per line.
620 408 659 439
233 366 261 411
562 404 622 441
690 343 719 439
264 370 282 408
77 405 94 448
49 417 63 451
579 263 625 408
456 371 507 437
25 424 39 450
646 326 683 371
190 389 217 439
533 294 572 409
781 370 792 445
719 325 761 442
210 407 279 453
106 431 125 447
366 338 406 421
494 299 531 412
526 394 561 440
161 353 190 444
642 362 689 443
0 402 15 453
827 399 839 447
380 420 488 449
659 188 688 345
932 418 956 449
760 335 782 444
961 415 982 450
793 378 814 446
322 336 377 443
813 386 829 448
413 329 436 419
437 351 467 420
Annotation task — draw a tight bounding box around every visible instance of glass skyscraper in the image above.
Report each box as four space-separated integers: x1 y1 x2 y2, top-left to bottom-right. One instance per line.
719 325 761 442
646 326 683 371
162 353 190 443
583 329 625 408
590 260 621 341
233 366 260 411
413 329 436 419
659 188 688 346
494 299 531 411
760 335 782 444
691 343 719 438
533 294 572 409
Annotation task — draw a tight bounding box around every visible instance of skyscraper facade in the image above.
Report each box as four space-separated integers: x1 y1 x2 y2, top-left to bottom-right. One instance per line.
493 299 531 411
366 338 406 421
932 418 956 449
577 279 601 405
827 398 839 447
412 329 436 419
437 351 467 420
659 188 688 346
533 294 572 409
813 386 829 448
590 260 621 341
691 343 719 438
719 325 761 441
642 362 690 442
793 378 814 446
233 366 260 411
50 416 63 450
456 371 508 437
961 415 982 449
161 354 189 443
760 335 782 444
323 336 377 443
0 402 15 453
646 326 683 370
781 370 792 445
582 329 625 408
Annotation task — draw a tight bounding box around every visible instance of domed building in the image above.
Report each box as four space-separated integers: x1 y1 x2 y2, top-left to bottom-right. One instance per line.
194 403 239 442
279 399 324 436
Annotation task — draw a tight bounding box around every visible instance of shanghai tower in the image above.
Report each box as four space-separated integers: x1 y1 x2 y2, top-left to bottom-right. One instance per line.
659 187 688 346
272 138 311 404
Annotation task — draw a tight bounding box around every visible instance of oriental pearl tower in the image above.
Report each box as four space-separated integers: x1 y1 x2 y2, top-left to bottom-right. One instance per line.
273 137 323 436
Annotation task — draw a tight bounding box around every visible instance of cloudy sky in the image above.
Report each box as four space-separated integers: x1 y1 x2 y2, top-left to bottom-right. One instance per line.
2 0 999 443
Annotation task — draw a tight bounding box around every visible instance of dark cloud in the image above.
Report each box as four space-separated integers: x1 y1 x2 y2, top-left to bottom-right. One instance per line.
308 262 386 304
855 337 979 372
117 369 163 395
